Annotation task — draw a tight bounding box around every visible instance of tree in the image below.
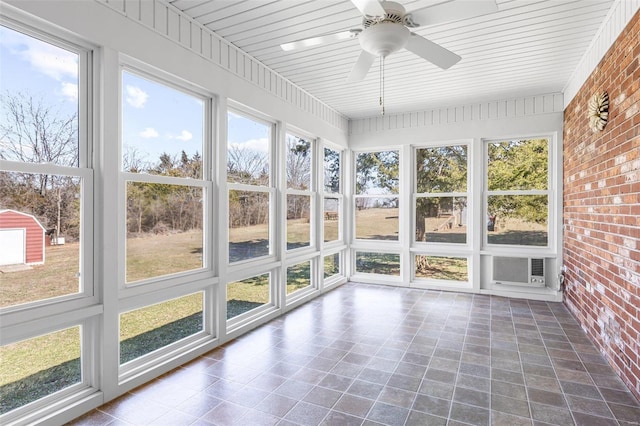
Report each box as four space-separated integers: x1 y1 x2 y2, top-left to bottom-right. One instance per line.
323 147 340 193
355 151 399 195
0 91 80 242
487 139 548 224
415 146 467 241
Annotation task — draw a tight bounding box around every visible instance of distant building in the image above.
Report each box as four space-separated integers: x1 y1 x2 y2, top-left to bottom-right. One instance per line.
0 209 46 266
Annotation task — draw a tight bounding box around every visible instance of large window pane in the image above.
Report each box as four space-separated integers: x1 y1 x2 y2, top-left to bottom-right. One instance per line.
286 261 311 295
416 146 467 193
487 195 548 246
227 111 270 185
126 182 203 283
229 190 269 262
286 134 312 190
0 26 79 168
488 139 548 191
122 71 204 177
324 197 340 243
355 252 400 276
355 197 398 240
0 172 81 308
0 326 81 414
415 255 468 281
120 293 203 364
324 253 340 279
227 273 270 320
324 147 340 193
287 194 310 250
415 197 467 244
356 151 398 195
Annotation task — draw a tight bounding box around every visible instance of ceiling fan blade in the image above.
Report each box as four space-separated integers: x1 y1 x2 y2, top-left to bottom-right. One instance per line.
405 34 461 70
350 0 386 17
347 51 376 82
407 0 498 27
280 30 359 51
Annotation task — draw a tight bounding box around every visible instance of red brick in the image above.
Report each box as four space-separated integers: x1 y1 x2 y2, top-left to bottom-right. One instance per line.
564 10 640 401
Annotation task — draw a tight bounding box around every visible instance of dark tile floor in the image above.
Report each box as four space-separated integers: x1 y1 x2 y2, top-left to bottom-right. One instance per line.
70 283 640 425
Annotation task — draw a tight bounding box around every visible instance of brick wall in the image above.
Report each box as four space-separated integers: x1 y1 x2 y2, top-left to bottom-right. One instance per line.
563 10 640 399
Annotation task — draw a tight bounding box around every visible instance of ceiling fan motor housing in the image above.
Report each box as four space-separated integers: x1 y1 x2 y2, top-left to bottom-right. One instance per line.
359 1 410 57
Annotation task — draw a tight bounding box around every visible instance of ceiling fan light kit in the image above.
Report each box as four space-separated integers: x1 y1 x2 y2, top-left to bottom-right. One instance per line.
359 21 410 57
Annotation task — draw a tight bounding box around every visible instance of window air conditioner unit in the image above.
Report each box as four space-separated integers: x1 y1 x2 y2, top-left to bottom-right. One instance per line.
492 256 545 287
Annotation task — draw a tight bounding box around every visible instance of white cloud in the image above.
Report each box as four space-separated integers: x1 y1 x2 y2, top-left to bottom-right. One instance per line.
60 82 78 102
139 127 159 138
125 85 148 108
176 130 193 141
229 138 269 153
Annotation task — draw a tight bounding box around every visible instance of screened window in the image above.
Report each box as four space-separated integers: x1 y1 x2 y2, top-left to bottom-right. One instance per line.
0 25 91 309
227 110 273 263
414 255 468 282
355 251 400 276
485 138 549 247
0 326 81 415
0 21 93 420
323 147 340 193
323 253 341 279
415 145 468 244
121 69 208 284
323 146 342 245
286 133 313 251
227 273 271 320
286 260 312 295
355 151 399 241
120 292 203 364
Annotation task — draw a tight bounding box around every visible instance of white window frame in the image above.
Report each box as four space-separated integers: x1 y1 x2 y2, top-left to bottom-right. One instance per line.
0 13 100 423
225 269 278 332
352 149 400 245
483 136 553 252
118 63 215 294
412 142 471 248
226 106 276 267
284 129 316 254
322 142 344 248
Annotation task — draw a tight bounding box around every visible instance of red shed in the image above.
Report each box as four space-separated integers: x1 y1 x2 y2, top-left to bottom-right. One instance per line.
0 209 46 266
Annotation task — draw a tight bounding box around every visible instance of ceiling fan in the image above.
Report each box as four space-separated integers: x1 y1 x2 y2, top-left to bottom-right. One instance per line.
280 0 498 82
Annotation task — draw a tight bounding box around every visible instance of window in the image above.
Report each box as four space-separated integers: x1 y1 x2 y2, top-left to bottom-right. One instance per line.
415 145 468 244
0 326 81 415
323 253 341 279
355 251 400 276
286 133 313 251
286 260 313 295
354 151 399 241
485 138 549 247
227 110 273 262
414 255 468 282
227 273 271 320
120 292 204 364
0 25 90 308
0 21 93 419
121 69 209 284
323 147 342 244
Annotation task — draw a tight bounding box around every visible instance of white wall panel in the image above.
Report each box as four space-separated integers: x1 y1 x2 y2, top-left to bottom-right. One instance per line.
563 0 640 107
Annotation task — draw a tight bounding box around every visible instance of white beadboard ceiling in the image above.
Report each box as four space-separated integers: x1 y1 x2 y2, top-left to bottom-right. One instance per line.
168 0 615 118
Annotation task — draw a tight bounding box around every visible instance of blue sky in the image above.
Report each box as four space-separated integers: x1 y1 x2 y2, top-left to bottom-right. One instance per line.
0 25 78 124
227 110 270 154
1 24 269 167
121 71 204 167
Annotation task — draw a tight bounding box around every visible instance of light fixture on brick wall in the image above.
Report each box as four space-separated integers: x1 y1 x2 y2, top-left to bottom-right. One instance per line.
588 91 609 132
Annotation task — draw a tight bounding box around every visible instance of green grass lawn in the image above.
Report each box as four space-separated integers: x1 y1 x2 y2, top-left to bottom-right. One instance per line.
415 256 468 281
